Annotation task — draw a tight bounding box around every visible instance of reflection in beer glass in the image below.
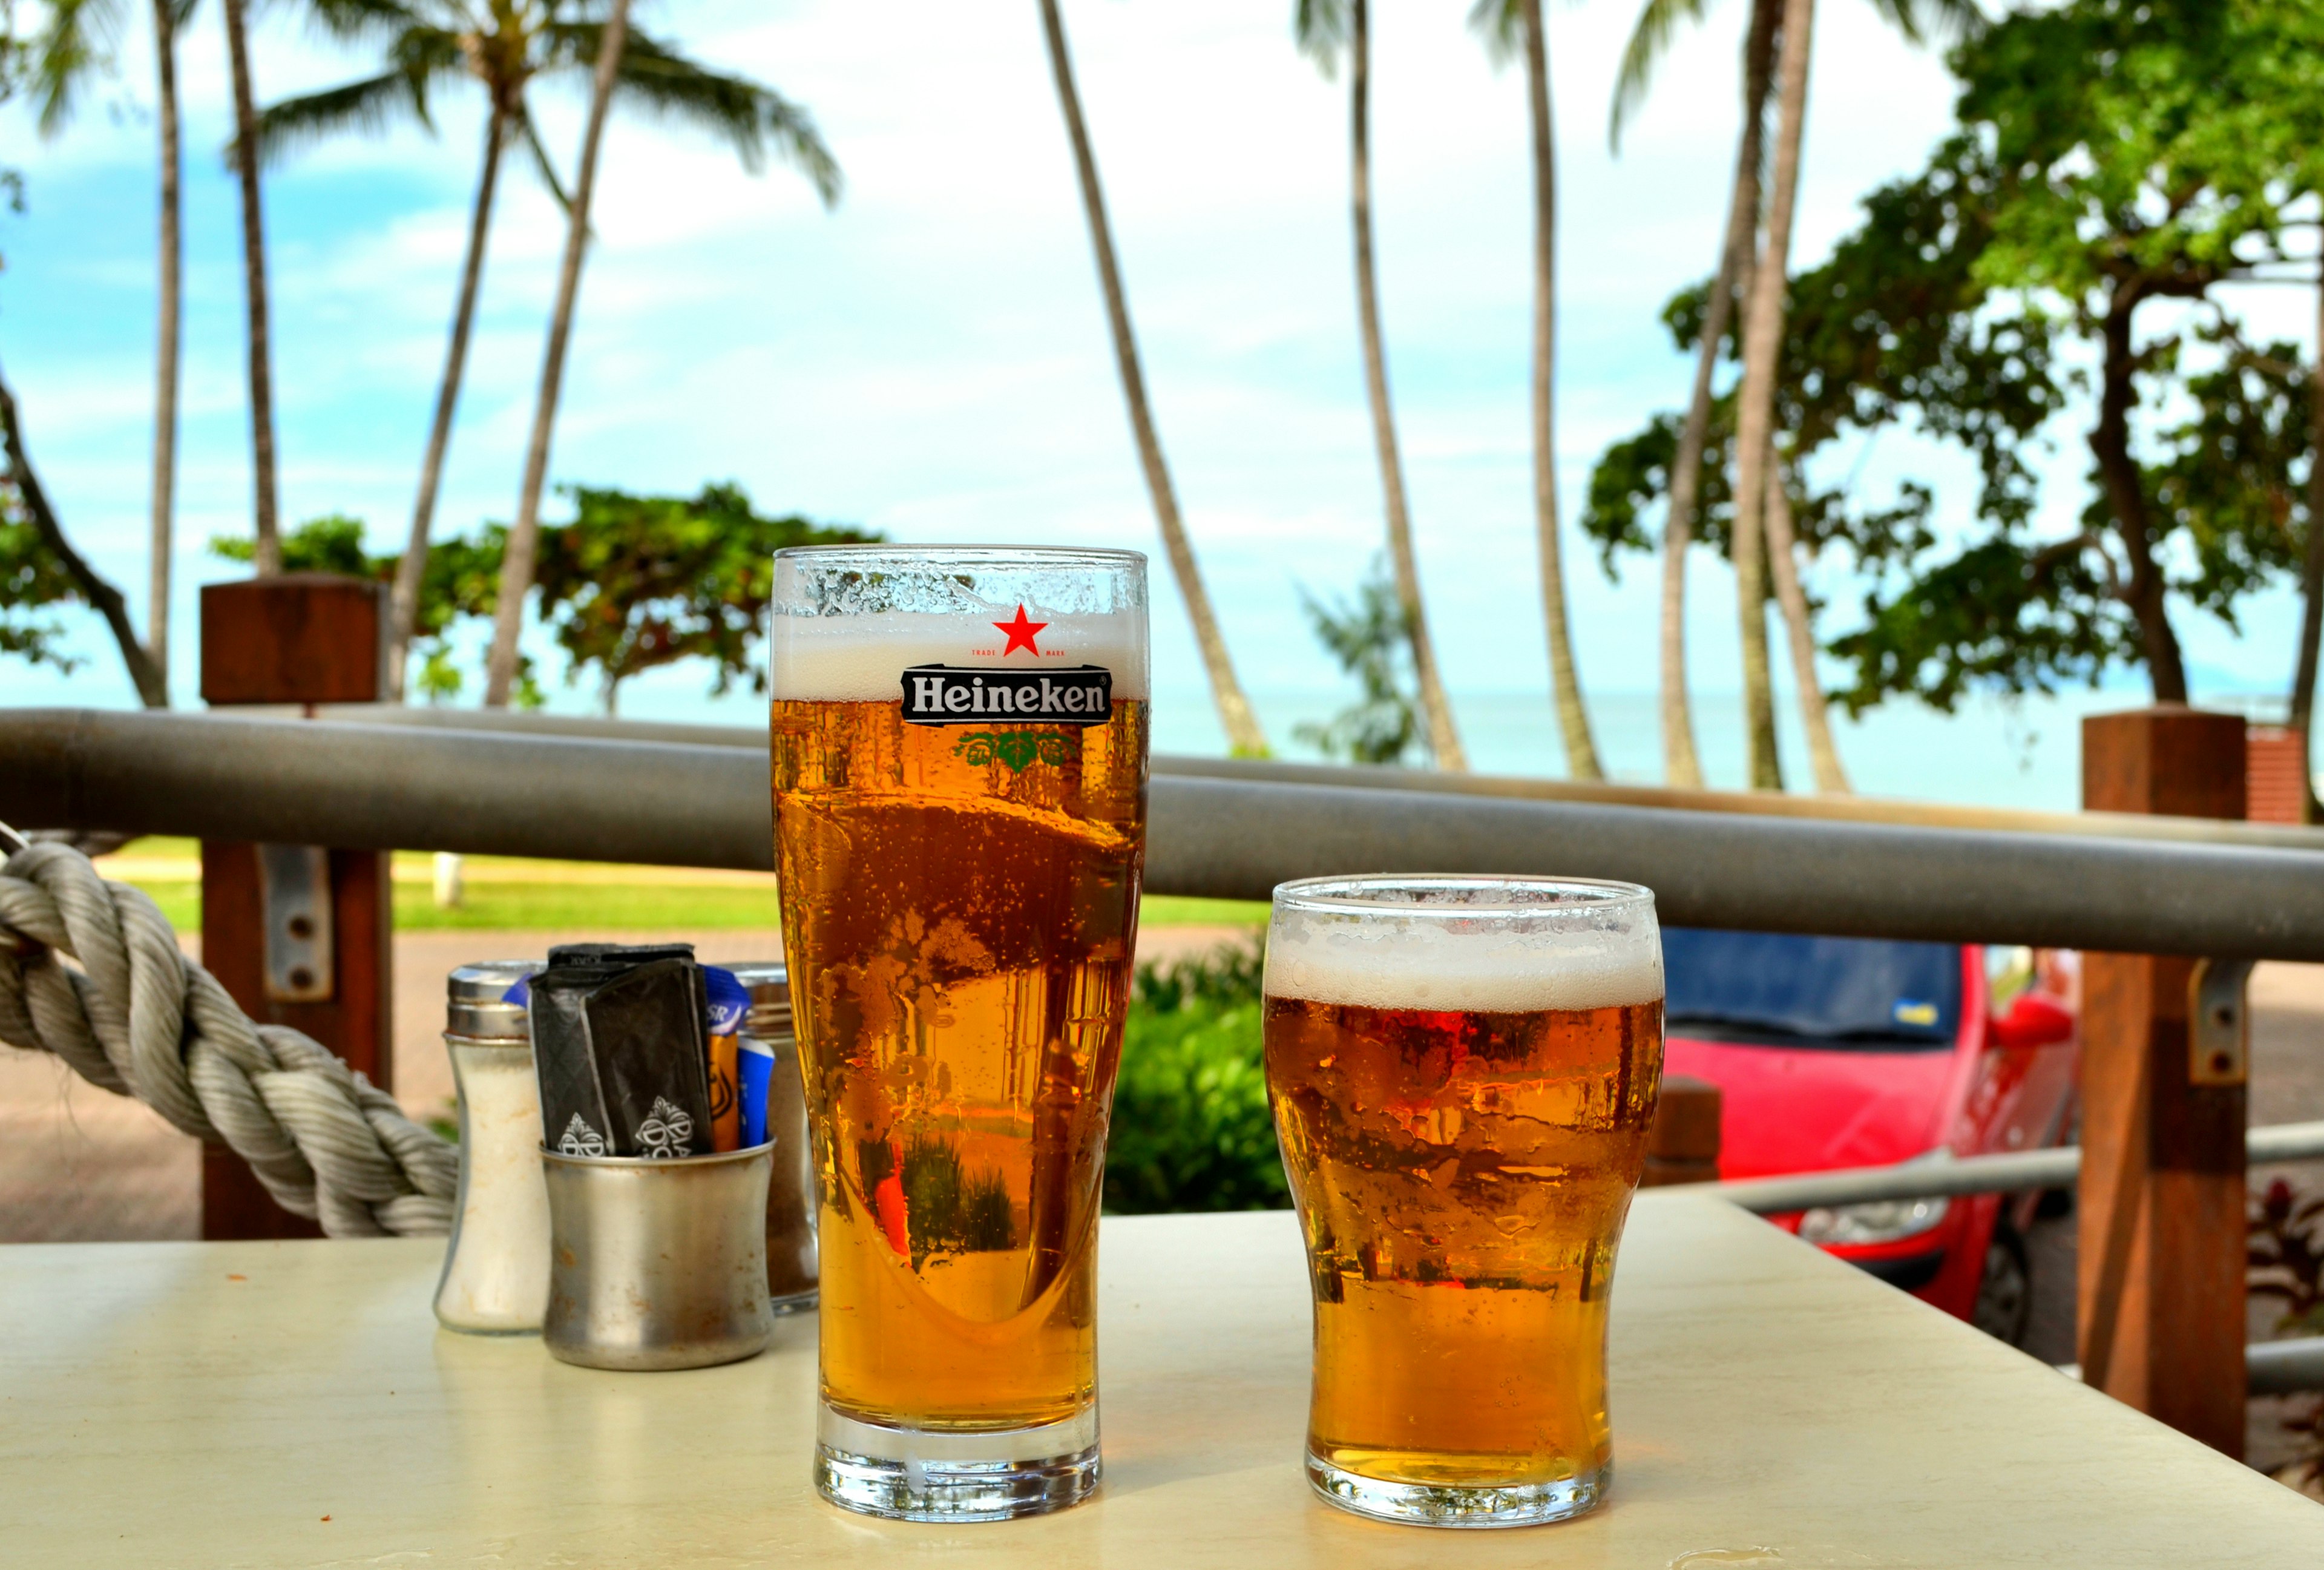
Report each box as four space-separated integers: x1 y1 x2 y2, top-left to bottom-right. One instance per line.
1263 876 1664 1527
769 546 1147 1523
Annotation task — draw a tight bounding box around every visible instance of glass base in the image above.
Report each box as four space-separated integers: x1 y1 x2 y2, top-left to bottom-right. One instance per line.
1307 1451 1608 1528
815 1402 1100 1522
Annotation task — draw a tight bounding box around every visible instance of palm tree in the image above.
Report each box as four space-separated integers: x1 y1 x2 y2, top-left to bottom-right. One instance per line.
32 0 191 692
1613 0 1778 789
221 0 280 574
1037 0 1269 757
1762 458 1849 789
483 0 631 707
2293 277 2324 823
1620 0 1971 790
265 0 840 700
1474 0 1601 779
1294 0 1466 770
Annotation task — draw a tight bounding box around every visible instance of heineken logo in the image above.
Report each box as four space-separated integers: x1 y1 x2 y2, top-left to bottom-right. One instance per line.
955 731 1072 773
900 664 1113 727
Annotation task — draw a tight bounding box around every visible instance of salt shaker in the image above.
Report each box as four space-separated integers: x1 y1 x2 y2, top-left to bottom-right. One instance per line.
433 960 550 1333
728 962 817 1310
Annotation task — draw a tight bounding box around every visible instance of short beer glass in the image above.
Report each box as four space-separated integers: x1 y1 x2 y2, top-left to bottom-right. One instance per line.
769 547 1147 1522
1263 875 1664 1527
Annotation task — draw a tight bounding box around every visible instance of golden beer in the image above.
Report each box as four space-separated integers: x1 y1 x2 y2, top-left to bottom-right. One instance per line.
1263 876 1664 1527
769 546 1147 1522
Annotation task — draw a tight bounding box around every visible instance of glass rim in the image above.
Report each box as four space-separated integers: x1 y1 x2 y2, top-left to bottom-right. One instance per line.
1270 873 1655 919
773 544 1148 568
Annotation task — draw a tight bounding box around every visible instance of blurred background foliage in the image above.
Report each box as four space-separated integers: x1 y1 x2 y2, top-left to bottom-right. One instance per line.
1105 939 1287 1215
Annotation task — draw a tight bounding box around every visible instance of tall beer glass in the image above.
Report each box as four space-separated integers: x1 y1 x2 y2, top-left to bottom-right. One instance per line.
769 547 1147 1522
1263 875 1664 1528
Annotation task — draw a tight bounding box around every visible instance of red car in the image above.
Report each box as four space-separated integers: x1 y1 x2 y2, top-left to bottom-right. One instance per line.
1661 929 2081 1345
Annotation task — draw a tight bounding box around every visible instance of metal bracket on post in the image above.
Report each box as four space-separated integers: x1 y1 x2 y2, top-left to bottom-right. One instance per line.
2189 956 2255 1088
258 844 335 1003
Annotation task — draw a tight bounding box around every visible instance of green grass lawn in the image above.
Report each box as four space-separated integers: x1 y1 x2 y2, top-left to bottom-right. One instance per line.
116 878 1264 934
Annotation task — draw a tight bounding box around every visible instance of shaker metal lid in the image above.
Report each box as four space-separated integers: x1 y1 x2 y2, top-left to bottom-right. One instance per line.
447 960 542 1039
723 961 792 1037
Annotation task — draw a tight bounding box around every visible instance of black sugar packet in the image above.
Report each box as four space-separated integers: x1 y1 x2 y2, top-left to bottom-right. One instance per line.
530 944 715 1160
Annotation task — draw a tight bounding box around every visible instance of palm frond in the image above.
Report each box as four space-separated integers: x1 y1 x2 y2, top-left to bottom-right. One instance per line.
246 69 431 167
516 105 576 215
545 22 841 205
1294 0 1348 77
387 24 468 82
300 0 433 48
1609 0 1718 153
1863 0 1984 48
31 0 126 136
1467 0 1523 69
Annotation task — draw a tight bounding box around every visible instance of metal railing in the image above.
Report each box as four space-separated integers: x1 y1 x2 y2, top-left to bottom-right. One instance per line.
8 706 2324 960
1716 1120 2324 1215
251 700 2324 852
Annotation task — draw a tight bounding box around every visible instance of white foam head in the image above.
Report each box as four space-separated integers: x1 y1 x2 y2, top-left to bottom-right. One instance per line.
1264 878 1663 1014
771 609 1147 701
770 548 1149 701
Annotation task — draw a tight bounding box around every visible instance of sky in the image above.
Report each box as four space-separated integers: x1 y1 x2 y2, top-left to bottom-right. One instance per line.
4 0 2316 806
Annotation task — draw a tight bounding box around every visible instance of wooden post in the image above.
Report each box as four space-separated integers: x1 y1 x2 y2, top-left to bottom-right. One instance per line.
2077 706 2247 1455
199 574 395 1239
1643 1075 1722 1187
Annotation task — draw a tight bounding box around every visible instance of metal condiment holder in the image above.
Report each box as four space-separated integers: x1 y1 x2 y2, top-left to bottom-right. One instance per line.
540 1141 776 1370
726 962 817 1312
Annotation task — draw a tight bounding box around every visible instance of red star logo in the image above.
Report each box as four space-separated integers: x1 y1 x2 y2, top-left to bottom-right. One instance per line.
993 604 1047 656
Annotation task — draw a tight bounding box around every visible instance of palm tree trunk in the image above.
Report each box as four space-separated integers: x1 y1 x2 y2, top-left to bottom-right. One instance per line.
484 1 632 709
1519 0 1600 780
148 0 182 693
1728 0 1814 791
221 0 280 575
1349 0 1464 771
392 105 509 699
2286 272 2324 822
1761 456 1848 792
1037 0 1269 757
1661 0 1777 790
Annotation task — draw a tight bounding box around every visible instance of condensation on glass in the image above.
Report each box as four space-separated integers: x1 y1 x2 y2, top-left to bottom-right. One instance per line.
1264 875 1666 1528
770 545 1149 1523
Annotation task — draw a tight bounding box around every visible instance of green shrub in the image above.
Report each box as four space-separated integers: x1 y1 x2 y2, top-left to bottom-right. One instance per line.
1104 939 1289 1214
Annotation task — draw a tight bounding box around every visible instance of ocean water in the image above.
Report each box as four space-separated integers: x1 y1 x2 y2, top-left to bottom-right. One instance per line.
1150 685 2186 815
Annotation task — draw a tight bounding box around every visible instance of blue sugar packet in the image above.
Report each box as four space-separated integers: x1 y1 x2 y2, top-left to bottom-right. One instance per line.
703 965 749 1037
737 1036 776 1149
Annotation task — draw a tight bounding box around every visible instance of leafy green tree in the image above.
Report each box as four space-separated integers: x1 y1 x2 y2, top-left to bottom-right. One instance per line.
31 0 191 694
1938 0 2324 702
1589 0 2324 741
530 482 876 712
1294 0 1466 770
212 484 875 712
259 0 841 698
1294 557 1424 766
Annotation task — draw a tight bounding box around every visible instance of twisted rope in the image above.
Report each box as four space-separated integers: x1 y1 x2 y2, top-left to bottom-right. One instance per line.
0 842 456 1237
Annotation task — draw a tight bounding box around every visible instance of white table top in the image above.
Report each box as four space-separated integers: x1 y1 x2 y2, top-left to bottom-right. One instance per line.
2 1191 2316 1566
